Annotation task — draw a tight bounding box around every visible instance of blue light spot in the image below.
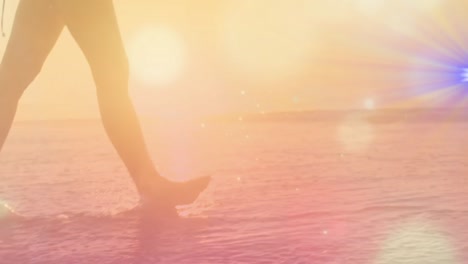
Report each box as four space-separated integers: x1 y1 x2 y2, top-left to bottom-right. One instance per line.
461 68 468 83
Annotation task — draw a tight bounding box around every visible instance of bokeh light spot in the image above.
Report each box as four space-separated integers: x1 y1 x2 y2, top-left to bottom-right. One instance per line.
128 26 186 86
364 98 376 110
0 202 17 222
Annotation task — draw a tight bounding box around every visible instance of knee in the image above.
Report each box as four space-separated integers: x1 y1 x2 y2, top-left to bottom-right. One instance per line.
0 58 43 101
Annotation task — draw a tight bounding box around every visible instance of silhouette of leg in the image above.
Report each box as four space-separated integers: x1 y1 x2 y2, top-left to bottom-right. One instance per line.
0 0 64 151
57 0 210 206
54 0 163 197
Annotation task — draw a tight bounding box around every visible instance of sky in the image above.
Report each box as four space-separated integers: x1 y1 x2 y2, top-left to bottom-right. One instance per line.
1 0 468 120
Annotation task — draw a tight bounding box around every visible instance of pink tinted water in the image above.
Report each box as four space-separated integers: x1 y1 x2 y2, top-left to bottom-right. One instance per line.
1 120 468 263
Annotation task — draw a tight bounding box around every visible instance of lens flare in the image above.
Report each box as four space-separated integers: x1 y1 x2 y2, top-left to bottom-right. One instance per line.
461 68 468 83
128 26 186 86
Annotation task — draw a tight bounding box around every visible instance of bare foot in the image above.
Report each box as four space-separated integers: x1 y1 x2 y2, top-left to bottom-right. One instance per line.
141 176 211 208
121 202 178 219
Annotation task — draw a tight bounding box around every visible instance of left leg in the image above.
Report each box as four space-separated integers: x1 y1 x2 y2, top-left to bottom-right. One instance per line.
53 0 158 196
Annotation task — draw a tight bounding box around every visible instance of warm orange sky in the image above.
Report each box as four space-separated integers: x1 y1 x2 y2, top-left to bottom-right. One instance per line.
0 0 464 120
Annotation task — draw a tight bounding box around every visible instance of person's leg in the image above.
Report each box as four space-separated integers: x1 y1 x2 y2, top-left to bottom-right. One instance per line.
51 0 158 196
0 0 64 152
56 0 209 206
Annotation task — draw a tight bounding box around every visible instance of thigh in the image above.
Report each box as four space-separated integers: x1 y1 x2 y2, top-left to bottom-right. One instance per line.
55 0 128 77
1 0 64 72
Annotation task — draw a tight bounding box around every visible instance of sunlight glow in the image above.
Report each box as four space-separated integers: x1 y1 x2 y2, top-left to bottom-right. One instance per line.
338 115 374 153
303 0 350 23
364 98 375 110
356 0 385 16
394 0 442 13
385 0 442 34
355 0 442 35
376 219 459 264
128 26 186 86
386 14 413 34
220 0 316 81
356 0 441 16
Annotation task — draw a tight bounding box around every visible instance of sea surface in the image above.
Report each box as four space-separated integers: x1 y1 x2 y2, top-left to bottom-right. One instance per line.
1 117 468 263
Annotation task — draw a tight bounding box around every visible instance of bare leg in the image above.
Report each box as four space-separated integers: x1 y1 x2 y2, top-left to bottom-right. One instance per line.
56 0 210 206
0 0 64 151
51 0 162 196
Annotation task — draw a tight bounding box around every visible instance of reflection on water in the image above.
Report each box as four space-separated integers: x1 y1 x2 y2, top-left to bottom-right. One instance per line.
337 114 374 153
376 217 459 264
2 211 215 262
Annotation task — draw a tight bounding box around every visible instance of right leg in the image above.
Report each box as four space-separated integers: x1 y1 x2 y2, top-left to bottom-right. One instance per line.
0 0 64 151
56 0 210 207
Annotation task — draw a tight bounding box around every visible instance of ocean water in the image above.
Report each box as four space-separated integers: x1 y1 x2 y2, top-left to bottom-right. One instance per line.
1 118 468 263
